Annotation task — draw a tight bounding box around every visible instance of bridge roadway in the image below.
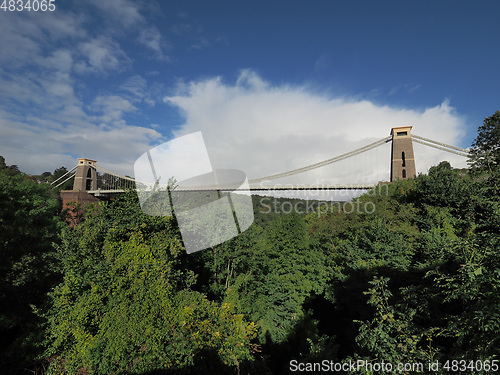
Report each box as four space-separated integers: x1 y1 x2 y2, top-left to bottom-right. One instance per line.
88 184 377 195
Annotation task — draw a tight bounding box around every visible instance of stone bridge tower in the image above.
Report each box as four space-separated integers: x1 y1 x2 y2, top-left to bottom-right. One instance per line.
390 126 416 181
73 158 97 191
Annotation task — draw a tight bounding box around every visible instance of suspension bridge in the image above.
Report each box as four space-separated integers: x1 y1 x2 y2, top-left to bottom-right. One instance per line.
53 126 469 196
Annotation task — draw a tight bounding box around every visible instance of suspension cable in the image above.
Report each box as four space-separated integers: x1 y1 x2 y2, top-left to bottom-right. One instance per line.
412 134 469 153
54 172 76 188
412 138 469 157
249 135 391 184
50 165 78 185
94 164 135 181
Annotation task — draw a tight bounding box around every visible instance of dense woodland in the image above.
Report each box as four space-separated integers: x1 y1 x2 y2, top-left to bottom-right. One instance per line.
1 111 499 374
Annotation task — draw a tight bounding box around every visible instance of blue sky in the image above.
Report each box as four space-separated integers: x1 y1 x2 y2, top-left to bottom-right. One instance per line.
0 0 498 183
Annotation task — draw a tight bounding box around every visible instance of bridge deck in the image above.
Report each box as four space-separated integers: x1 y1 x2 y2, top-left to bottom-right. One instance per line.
88 184 377 195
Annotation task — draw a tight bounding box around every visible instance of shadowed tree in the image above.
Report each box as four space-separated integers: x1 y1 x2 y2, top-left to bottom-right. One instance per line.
0 172 62 373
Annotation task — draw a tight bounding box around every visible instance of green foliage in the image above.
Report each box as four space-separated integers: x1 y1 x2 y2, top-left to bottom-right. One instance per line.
4 112 500 375
45 192 257 374
213 213 327 344
411 162 470 209
308 180 419 285
0 156 22 176
0 172 62 373
182 210 328 361
469 110 500 173
427 235 500 360
354 277 435 370
304 157 500 369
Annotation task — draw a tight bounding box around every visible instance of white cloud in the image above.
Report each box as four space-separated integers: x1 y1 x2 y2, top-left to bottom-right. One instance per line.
191 36 211 50
118 75 161 108
0 16 42 67
388 83 422 96
40 50 73 73
138 27 169 60
0 3 166 176
87 0 170 62
92 95 137 125
164 71 469 194
171 22 193 35
0 110 162 176
33 12 87 40
314 53 328 73
75 37 131 74
0 67 163 174
43 78 75 98
89 0 144 28
0 11 86 69
120 75 148 98
0 69 79 112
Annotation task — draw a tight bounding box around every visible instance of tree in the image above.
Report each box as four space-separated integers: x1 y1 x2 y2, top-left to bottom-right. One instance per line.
353 277 435 372
0 173 62 373
469 110 500 173
50 166 74 190
44 192 257 374
411 162 467 208
198 212 329 345
0 156 21 176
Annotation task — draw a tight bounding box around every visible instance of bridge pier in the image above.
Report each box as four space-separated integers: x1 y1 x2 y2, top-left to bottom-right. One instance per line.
390 126 416 181
60 158 101 226
73 158 98 191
